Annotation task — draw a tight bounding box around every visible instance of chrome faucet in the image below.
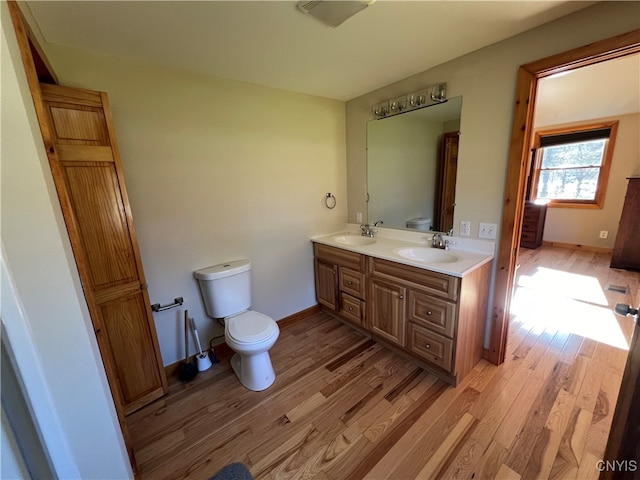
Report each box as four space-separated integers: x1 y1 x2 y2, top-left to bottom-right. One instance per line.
360 224 377 237
432 233 445 249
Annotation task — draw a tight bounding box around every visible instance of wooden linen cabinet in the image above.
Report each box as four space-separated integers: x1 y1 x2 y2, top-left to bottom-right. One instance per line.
39 83 168 415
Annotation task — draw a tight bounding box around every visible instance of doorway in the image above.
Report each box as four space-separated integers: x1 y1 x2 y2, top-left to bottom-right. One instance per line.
489 30 640 365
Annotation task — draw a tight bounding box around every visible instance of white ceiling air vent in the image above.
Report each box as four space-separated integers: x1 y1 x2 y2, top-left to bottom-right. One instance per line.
297 0 375 27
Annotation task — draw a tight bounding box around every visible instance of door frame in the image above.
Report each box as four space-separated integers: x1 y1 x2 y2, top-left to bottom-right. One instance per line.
488 29 640 365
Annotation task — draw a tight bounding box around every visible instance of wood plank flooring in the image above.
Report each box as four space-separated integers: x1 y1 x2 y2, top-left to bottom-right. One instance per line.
127 246 639 480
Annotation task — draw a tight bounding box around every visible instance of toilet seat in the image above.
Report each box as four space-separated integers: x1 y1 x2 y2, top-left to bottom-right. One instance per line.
226 311 278 344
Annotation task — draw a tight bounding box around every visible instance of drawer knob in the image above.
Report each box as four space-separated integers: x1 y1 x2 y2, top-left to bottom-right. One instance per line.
348 281 353 285
427 311 432 315
425 343 430 349
349 307 353 311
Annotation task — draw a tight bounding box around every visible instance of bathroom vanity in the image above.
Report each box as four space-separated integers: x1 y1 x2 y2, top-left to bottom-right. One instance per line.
312 229 493 386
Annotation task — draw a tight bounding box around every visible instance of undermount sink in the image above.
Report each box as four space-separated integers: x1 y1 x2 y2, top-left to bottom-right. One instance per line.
394 247 459 264
333 235 376 246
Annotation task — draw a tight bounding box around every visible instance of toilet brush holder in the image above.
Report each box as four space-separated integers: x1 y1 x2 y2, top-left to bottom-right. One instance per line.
189 317 212 371
196 352 212 371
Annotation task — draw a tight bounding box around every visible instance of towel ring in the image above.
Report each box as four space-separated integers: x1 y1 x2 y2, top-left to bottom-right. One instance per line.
324 193 336 209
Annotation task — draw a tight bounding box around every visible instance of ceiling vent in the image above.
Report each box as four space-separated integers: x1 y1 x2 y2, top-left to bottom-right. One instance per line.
297 0 375 27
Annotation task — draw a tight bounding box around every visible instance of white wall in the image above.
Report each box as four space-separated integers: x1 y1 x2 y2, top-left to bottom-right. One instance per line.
43 46 347 366
1 3 132 478
539 113 640 249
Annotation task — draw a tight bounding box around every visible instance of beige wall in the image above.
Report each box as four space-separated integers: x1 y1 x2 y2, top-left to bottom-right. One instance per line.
44 45 347 365
540 113 640 248
346 2 640 241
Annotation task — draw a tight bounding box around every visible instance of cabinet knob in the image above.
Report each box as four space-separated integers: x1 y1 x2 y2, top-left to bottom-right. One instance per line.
348 281 353 285
349 307 353 311
399 295 404 300
427 311 432 315
425 343 430 349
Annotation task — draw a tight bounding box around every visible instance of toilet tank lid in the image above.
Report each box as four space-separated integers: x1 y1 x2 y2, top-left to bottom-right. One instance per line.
194 259 251 280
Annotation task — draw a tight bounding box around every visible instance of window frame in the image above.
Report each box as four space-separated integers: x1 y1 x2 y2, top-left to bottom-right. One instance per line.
530 121 618 209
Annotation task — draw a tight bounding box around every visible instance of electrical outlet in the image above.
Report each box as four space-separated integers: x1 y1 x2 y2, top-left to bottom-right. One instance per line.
460 221 471 237
599 230 608 239
356 212 362 223
479 222 497 239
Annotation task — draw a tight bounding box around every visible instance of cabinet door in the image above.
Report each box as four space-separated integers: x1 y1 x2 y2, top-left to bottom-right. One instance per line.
369 278 406 346
315 259 338 311
40 84 167 416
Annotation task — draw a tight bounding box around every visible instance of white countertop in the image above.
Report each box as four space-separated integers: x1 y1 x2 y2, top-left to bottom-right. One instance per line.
311 225 494 278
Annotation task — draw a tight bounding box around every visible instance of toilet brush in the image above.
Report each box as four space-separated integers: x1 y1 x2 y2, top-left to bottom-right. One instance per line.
178 310 198 382
190 317 212 371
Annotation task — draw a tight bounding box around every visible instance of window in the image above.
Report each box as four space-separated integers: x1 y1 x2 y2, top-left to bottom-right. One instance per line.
530 122 618 208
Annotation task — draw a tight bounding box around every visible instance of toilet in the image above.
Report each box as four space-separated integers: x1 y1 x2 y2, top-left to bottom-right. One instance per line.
194 260 279 391
406 217 432 231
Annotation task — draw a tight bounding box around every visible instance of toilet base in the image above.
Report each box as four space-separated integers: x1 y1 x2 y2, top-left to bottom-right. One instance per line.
230 352 276 391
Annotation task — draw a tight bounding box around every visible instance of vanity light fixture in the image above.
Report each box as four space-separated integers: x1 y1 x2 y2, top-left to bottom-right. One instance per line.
372 82 447 118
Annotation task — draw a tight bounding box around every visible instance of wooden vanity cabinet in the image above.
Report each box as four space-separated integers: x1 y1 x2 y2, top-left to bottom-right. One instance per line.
313 244 366 327
368 277 406 347
369 257 490 385
313 242 491 386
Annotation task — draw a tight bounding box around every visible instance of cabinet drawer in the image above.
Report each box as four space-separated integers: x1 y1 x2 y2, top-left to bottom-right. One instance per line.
522 210 540 223
340 268 365 299
407 322 453 373
520 230 538 243
407 290 456 338
314 243 364 271
370 257 458 301
340 293 363 326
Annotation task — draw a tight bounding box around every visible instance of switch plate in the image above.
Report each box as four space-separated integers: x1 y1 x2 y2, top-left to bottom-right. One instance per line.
599 230 608 239
460 221 471 237
479 222 497 239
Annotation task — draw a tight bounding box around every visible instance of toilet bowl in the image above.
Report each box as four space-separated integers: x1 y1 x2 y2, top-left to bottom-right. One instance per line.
225 310 279 391
194 260 280 391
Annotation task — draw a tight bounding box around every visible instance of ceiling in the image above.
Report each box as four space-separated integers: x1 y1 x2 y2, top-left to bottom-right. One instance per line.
25 0 598 101
535 53 640 127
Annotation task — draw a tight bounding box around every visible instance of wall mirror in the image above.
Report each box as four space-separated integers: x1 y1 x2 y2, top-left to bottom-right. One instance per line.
367 96 462 232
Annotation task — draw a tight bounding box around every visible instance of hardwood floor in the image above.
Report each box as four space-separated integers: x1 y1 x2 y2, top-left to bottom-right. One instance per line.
127 246 639 480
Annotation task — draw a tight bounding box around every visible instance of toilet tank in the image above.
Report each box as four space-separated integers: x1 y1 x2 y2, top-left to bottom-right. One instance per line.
194 260 251 318
406 217 432 231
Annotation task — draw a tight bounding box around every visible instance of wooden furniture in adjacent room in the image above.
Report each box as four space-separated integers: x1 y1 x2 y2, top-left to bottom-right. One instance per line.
611 177 640 270
313 243 491 385
520 201 547 249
